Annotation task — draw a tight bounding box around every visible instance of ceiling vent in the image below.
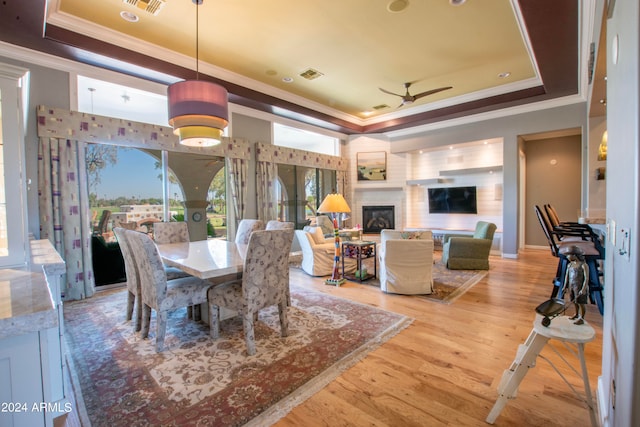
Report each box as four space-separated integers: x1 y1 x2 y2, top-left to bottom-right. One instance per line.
122 0 166 16
373 104 390 110
299 68 324 80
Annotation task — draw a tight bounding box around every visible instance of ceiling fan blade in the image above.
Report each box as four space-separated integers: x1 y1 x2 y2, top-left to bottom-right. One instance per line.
412 86 453 100
379 87 404 97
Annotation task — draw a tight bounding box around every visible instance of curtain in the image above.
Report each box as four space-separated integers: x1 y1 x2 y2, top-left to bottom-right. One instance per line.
226 157 248 223
256 160 277 222
38 137 95 301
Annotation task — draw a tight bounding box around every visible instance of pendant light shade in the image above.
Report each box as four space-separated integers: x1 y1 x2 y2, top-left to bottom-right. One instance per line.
167 0 229 147
168 80 228 147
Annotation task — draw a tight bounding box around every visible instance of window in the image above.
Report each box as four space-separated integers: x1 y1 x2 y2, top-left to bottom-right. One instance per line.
0 65 28 267
273 122 339 156
276 164 336 228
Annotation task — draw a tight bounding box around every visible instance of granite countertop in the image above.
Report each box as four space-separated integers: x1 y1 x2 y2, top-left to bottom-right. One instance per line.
0 240 65 340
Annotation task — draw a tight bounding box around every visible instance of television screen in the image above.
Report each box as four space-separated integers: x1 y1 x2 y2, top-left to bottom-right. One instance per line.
428 186 477 214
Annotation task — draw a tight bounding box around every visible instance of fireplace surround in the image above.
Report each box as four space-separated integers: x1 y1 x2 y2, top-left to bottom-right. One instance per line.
362 205 395 233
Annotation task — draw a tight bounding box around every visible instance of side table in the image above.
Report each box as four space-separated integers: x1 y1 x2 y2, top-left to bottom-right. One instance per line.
342 241 376 282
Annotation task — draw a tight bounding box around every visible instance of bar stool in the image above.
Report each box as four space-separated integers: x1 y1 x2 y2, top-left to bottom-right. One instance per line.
486 315 597 427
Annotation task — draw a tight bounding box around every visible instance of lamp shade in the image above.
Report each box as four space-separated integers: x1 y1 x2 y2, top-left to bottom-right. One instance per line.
167 80 229 147
317 193 351 214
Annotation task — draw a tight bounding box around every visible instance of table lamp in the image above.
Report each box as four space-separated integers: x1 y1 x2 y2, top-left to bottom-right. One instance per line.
317 193 351 286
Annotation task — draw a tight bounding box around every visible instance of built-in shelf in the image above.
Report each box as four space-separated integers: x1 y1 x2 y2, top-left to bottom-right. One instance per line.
406 178 453 186
439 165 503 176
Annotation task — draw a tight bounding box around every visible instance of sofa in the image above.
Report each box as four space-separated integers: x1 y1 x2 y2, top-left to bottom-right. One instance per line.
295 227 356 277
378 230 434 294
441 221 497 270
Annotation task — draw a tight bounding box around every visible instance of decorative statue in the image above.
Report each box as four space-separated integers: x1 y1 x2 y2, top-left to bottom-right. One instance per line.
563 245 590 325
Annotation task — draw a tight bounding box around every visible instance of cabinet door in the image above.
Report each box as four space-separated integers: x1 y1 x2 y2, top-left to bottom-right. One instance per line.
0 333 45 427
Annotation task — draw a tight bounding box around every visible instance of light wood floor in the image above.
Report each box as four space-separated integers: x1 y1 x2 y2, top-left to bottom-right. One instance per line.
64 248 603 427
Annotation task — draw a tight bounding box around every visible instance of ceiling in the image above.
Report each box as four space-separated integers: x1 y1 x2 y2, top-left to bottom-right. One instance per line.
0 0 586 135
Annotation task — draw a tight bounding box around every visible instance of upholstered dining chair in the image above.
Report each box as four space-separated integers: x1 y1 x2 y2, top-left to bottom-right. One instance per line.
207 228 294 355
124 229 212 352
113 227 142 331
235 219 265 244
265 220 294 230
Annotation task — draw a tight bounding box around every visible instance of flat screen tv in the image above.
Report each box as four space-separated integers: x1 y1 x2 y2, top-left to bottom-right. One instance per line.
428 186 478 214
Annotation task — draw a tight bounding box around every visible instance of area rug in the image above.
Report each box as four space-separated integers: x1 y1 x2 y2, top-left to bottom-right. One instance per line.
64 285 411 427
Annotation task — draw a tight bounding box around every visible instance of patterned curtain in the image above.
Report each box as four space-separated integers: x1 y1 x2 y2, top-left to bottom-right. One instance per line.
38 137 95 301
256 160 277 222
226 157 248 223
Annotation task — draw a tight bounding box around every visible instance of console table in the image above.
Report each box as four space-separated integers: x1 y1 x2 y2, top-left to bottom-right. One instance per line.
341 241 376 282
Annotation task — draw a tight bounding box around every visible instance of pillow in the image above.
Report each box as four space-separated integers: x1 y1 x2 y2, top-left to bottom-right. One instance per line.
308 226 326 244
401 231 423 240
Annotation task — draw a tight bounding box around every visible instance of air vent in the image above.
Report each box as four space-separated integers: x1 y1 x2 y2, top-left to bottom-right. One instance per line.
122 0 166 16
299 68 324 80
373 104 390 110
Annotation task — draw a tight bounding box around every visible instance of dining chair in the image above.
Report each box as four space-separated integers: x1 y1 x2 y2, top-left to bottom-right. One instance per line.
235 219 265 244
207 228 294 355
265 220 294 230
124 229 212 351
113 227 142 331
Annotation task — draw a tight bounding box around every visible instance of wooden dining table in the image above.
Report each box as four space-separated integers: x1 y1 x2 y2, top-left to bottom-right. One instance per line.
156 238 247 280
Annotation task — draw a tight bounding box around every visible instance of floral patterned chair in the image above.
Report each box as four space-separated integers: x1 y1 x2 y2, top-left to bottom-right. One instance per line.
265 220 294 230
113 227 142 331
124 229 212 352
235 219 265 244
153 221 189 244
207 229 294 355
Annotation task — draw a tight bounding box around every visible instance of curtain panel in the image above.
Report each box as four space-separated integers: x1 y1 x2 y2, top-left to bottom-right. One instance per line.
226 157 248 224
256 161 277 222
38 137 95 300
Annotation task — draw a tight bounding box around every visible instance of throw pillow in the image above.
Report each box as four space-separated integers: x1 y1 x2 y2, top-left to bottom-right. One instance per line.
401 231 423 240
309 226 326 244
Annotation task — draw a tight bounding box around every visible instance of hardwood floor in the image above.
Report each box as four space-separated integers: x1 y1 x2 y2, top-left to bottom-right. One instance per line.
64 248 602 426
274 249 603 427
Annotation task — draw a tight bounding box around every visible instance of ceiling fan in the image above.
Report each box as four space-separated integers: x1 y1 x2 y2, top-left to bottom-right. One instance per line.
379 82 453 108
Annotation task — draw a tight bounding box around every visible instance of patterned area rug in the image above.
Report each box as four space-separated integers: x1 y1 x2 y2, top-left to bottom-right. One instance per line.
64 285 411 427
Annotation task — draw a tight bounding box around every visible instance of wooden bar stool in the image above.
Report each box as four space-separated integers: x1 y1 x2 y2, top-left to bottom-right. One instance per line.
486 315 597 426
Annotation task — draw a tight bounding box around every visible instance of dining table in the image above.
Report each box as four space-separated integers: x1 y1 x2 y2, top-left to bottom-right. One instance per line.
156 238 248 322
156 238 247 280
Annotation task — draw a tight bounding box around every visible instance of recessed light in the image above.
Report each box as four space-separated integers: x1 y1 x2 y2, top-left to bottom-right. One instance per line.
282 77 294 83
387 0 409 13
498 72 511 79
120 11 139 22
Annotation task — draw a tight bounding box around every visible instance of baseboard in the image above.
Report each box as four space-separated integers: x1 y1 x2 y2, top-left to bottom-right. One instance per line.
597 376 608 427
502 252 518 259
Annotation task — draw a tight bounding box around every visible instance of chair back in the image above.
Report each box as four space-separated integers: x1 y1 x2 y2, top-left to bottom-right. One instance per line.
124 229 168 307
544 204 562 227
113 227 139 296
235 219 265 244
265 220 294 230
243 229 294 312
473 221 497 240
534 205 559 257
153 221 189 244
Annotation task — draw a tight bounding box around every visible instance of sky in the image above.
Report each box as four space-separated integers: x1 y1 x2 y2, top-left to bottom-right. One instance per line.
93 148 180 200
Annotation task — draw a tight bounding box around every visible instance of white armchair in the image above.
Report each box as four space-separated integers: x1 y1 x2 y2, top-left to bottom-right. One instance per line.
294 228 356 277
378 230 434 294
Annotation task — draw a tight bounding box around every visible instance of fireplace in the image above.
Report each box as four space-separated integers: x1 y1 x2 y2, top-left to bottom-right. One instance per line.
362 205 395 233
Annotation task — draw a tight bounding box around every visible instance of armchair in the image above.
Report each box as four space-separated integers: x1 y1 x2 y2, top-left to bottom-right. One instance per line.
294 228 356 276
441 221 497 270
378 230 434 294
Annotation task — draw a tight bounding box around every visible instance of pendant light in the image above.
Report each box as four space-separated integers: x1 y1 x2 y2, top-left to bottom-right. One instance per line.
167 0 228 147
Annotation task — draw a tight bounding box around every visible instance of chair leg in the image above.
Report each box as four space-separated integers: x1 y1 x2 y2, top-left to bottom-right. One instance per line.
134 296 142 332
286 286 291 307
126 291 135 321
156 311 167 352
278 301 289 338
242 311 257 356
193 304 202 321
141 304 152 339
209 302 220 339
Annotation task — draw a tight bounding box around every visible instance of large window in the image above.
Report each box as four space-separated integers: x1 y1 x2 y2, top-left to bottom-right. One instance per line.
276 164 336 229
0 65 28 267
273 122 339 156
